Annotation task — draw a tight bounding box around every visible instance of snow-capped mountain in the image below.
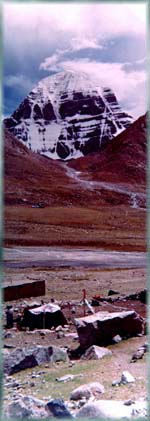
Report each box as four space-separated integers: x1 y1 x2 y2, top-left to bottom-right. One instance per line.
4 71 133 160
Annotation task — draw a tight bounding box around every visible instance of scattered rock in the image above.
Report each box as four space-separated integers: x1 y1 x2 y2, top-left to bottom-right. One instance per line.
124 399 135 406
70 382 104 401
71 307 76 314
130 342 148 362
108 289 119 296
121 371 135 384
112 380 120 387
57 331 65 339
112 335 122 344
46 398 73 418
123 289 147 304
56 374 83 383
4 345 68 375
4 331 15 339
56 374 75 383
74 310 144 349
81 345 112 360
131 347 145 362
4 344 15 349
64 333 78 340
112 371 135 387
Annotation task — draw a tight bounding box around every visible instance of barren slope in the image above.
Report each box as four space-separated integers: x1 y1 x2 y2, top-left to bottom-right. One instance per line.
68 114 146 191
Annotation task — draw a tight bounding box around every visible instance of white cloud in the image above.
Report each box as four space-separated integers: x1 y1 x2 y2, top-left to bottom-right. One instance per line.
4 2 146 45
57 58 146 118
4 75 33 91
70 37 103 51
39 37 104 72
4 2 146 119
39 54 59 71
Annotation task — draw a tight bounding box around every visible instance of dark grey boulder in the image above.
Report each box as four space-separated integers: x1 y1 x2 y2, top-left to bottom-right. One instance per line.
3 395 48 419
4 345 68 375
46 398 73 418
74 310 144 349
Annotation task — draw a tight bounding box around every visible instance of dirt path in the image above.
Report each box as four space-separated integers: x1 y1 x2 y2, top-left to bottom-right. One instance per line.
62 163 146 209
4 247 146 269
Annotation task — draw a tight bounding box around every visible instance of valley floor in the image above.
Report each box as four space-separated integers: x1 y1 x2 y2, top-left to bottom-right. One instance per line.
4 204 146 251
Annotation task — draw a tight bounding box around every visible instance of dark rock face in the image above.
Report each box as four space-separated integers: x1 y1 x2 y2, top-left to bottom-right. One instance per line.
74 310 144 350
56 142 70 159
4 71 133 160
13 98 32 120
43 101 55 120
33 104 43 119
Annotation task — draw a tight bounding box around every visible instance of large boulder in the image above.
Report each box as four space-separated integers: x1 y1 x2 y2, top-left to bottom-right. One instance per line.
46 398 73 418
70 382 104 401
3 395 48 419
4 345 68 375
74 310 144 349
76 400 147 419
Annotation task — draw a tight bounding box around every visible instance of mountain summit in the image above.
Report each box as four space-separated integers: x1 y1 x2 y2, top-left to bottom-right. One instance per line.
4 70 133 160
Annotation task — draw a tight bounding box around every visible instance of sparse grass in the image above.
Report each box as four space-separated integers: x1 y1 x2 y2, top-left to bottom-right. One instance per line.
4 205 146 251
4 336 146 403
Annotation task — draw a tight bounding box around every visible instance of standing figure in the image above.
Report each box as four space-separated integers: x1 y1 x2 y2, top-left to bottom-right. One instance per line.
6 305 14 329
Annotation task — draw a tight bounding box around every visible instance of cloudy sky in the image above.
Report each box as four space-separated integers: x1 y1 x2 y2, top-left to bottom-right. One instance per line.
3 2 147 119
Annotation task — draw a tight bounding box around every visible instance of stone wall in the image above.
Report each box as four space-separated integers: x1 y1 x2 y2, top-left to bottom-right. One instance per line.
4 280 45 301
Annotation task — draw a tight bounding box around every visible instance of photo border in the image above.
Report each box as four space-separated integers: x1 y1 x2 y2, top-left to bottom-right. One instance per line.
1 1 149 420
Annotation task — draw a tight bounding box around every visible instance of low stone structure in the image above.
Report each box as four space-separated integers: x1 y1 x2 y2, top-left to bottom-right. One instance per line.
74 310 144 349
4 280 45 301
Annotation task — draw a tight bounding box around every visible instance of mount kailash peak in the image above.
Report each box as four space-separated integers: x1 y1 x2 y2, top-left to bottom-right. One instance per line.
4 70 133 160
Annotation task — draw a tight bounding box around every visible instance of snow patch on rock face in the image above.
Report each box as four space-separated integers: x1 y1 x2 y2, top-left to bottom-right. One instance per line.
4 70 133 160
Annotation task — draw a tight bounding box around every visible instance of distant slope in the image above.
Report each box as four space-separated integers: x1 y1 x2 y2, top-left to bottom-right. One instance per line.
68 114 146 190
4 128 146 250
4 129 71 206
4 129 105 207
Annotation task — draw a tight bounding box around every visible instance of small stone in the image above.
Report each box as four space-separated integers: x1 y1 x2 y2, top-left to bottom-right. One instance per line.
124 399 135 406
56 375 74 383
57 331 65 339
112 335 122 344
78 398 87 408
112 380 120 387
30 382 35 387
121 371 135 384
55 325 63 332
